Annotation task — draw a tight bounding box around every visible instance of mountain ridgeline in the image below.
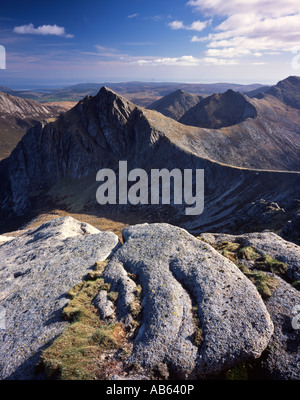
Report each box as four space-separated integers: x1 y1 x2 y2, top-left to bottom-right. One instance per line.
0 77 300 235
256 75 300 109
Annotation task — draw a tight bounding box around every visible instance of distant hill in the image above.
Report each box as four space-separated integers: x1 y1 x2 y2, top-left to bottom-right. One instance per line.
0 81 265 108
1 84 300 236
244 86 271 98
147 89 202 120
179 90 257 129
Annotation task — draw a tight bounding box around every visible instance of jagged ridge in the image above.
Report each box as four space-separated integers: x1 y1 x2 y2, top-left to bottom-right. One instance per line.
0 85 300 235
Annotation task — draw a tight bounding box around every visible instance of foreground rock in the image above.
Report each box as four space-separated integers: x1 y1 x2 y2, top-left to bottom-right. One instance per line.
0 216 119 379
101 223 273 378
200 231 300 379
200 231 300 281
256 276 300 380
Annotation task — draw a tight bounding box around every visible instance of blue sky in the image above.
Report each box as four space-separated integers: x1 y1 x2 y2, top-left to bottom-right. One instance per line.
0 0 299 87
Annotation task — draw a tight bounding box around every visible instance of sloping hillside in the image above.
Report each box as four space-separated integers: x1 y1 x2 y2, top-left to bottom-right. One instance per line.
0 92 73 159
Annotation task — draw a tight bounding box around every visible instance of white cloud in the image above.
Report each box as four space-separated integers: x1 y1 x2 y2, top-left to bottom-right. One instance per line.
168 19 208 32
135 55 240 67
13 23 74 38
136 55 202 66
206 47 251 58
168 20 185 30
128 13 139 19
202 57 238 66
188 0 300 59
187 0 300 17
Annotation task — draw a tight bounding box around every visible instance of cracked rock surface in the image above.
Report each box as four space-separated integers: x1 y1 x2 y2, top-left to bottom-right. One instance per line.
0 216 120 379
101 223 274 378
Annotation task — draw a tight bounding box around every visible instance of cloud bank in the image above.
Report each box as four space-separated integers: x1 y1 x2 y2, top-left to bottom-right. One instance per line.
188 0 300 59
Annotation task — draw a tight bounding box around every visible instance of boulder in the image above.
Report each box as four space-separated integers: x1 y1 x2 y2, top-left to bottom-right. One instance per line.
200 231 300 281
101 223 273 378
253 276 300 380
0 216 120 379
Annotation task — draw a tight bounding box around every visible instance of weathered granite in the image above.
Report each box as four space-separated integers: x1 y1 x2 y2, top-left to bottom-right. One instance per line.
0 216 120 379
100 223 274 378
199 231 300 281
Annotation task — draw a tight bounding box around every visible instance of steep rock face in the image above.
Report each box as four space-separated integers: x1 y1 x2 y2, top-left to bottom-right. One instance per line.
4 88 143 215
147 89 202 121
101 223 273 378
0 216 120 379
179 90 257 129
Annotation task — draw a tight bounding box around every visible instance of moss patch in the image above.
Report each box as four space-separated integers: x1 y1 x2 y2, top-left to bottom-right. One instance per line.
214 241 288 280
130 284 142 321
214 241 240 263
238 264 280 299
238 246 261 261
255 255 288 277
39 260 126 380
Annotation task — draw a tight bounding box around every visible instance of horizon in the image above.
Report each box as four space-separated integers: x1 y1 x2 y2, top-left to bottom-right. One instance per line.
0 1 299 87
4 78 274 91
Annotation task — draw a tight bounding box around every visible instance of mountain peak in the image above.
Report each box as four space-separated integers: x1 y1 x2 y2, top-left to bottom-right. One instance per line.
179 89 257 129
279 75 300 85
264 75 300 109
147 89 202 120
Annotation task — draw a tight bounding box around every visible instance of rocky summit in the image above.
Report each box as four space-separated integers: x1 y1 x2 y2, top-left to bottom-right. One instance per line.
179 89 257 129
1 80 300 237
147 89 202 121
0 216 299 380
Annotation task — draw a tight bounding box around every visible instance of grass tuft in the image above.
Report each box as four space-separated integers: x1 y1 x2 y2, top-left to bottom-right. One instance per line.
254 255 288 277
238 264 279 299
39 260 126 380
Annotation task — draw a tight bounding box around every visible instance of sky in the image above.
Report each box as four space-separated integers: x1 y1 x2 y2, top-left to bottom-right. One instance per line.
0 0 299 88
